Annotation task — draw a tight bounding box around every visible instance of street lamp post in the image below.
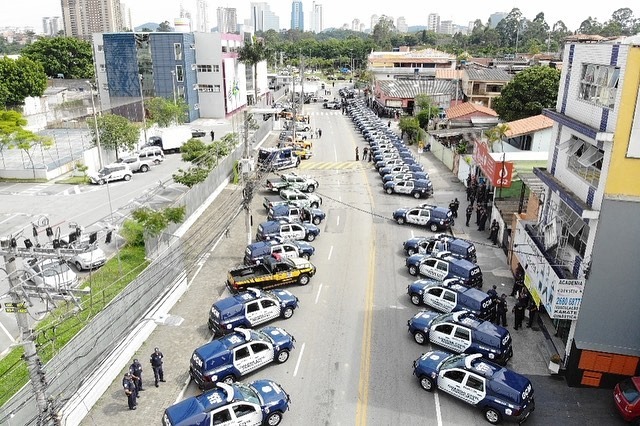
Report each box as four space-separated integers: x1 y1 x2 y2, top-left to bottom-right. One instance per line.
86 81 103 168
138 73 148 145
170 70 177 105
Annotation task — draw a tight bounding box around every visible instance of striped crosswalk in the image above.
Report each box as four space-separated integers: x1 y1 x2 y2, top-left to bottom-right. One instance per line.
298 161 364 170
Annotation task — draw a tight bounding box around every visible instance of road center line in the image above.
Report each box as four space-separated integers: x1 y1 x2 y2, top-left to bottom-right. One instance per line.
314 283 323 304
293 342 305 377
434 391 443 426
327 245 333 261
0 213 19 225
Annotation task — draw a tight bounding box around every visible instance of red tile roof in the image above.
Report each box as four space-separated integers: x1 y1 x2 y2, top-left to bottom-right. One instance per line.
504 114 554 137
446 102 498 119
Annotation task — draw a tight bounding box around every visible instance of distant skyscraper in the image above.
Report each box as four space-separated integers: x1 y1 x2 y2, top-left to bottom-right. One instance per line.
427 13 440 32
396 16 408 33
250 2 280 31
438 20 453 35
311 1 323 33
370 14 379 32
488 12 507 28
217 8 237 33
351 18 360 32
291 1 304 30
196 0 209 32
42 16 62 36
61 0 122 39
119 2 132 30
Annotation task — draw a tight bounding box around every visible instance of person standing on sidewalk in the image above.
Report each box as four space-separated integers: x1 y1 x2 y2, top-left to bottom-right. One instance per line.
130 359 144 393
210 130 215 141
355 147 359 161
123 372 137 410
150 347 165 387
362 146 369 161
513 298 526 330
527 299 538 328
478 208 488 231
465 204 473 227
489 220 499 245
495 294 508 327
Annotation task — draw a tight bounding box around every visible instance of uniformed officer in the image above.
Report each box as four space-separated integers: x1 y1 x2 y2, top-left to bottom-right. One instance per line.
123 372 137 410
150 347 165 387
130 359 144 393
513 299 526 330
495 294 508 327
465 204 473 227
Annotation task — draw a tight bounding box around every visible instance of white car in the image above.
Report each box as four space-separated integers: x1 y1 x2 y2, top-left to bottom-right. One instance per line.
24 258 78 291
69 244 107 271
88 164 133 185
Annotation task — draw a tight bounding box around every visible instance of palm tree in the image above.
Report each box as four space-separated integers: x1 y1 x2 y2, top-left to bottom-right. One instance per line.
238 36 268 105
484 123 510 152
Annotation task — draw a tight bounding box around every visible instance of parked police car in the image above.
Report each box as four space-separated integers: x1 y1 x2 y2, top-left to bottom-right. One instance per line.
413 351 535 424
208 288 299 336
407 310 512 365
393 206 453 232
406 251 483 288
162 380 290 426
244 239 315 265
267 204 326 225
382 171 429 184
256 219 320 242
383 179 433 199
407 278 496 320
190 327 295 390
403 235 477 263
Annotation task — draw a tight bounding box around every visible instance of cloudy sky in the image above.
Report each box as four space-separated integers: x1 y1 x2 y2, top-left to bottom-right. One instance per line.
4 0 634 33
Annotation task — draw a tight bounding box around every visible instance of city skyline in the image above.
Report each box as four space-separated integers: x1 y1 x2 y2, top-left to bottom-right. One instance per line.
3 0 636 34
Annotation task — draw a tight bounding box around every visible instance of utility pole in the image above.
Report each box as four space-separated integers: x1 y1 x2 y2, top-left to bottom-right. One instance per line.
139 73 148 144
300 53 305 115
242 110 252 245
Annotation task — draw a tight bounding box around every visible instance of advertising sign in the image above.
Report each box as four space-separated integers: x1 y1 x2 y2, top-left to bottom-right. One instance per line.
472 141 514 188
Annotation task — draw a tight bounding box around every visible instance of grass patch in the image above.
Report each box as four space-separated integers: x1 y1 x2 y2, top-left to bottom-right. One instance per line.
0 178 48 183
55 176 89 185
495 180 527 199
0 244 148 407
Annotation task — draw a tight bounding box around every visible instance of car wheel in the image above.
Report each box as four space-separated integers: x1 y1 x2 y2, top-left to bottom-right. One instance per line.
413 331 427 345
407 248 416 256
123 174 132 181
396 217 405 225
312 217 321 225
264 411 283 426
408 265 418 276
311 202 319 209
385 187 393 194
484 407 502 425
306 233 316 242
221 375 235 385
419 376 435 392
98 179 106 185
410 293 422 306
413 192 421 199
306 185 315 193
276 349 290 363
140 164 149 172
301 253 310 260
429 223 439 232
75 261 84 271
298 274 310 285
281 306 294 319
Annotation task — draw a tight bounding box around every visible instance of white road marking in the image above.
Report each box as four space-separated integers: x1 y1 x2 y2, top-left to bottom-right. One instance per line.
334 147 338 162
314 284 323 304
434 392 443 426
411 230 415 238
388 305 406 310
293 342 305 377
0 213 19 225
0 320 15 343
327 245 333 260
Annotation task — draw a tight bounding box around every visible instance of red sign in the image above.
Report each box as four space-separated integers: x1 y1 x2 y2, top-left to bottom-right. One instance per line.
472 141 514 188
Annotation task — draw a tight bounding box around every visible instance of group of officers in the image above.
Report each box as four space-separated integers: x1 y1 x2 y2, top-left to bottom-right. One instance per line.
122 347 165 411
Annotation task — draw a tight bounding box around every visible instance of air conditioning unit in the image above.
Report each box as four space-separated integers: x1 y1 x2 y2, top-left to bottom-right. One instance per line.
191 64 197 71
193 84 199 91
194 103 199 110
189 44 196 50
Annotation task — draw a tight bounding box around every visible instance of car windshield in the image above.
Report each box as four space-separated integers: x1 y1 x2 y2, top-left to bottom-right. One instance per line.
441 353 466 370
42 261 70 276
97 167 115 176
237 383 261 405
620 379 640 403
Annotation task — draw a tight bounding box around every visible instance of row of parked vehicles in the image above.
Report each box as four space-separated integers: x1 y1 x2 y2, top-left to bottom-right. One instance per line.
162 172 329 426
346 99 536 425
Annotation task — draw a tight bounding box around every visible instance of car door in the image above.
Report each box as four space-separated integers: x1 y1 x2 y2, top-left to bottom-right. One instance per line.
249 341 274 368
423 287 444 309
432 260 449 281
419 258 438 279
232 344 257 375
260 298 282 320
280 224 294 240
230 403 262 426
395 181 408 194
208 406 234 426
417 210 431 226
440 289 458 312
450 325 473 353
282 243 298 259
438 369 467 399
429 323 456 349
290 223 306 240
244 301 267 325
406 209 421 224
461 372 487 405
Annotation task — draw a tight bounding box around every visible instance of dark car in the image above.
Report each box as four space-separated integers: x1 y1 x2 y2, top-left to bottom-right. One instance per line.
191 129 207 138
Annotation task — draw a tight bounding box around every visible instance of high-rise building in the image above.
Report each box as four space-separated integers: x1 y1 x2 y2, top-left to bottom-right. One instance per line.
396 16 408 34
290 1 304 31
438 20 453 35
370 14 379 32
250 2 280 32
42 16 62 36
61 0 123 39
119 2 132 31
427 13 440 32
310 1 323 33
216 8 237 33
196 0 209 32
488 12 507 28
351 18 360 32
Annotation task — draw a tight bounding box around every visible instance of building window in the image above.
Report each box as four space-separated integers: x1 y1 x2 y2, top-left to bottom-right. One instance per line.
486 84 503 93
175 65 184 82
558 199 590 258
222 46 228 53
566 138 603 187
213 85 221 93
97 45 103 51
197 65 212 72
198 84 214 92
578 63 619 109
174 43 183 60
212 64 220 72
99 64 106 72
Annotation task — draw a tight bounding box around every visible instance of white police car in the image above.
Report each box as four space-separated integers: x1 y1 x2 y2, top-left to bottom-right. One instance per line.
208 288 299 336
413 351 535 424
407 278 496 321
190 327 295 390
163 380 290 426
407 310 513 365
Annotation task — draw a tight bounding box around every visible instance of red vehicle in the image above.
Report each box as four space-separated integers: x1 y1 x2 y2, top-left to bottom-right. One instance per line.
614 376 640 423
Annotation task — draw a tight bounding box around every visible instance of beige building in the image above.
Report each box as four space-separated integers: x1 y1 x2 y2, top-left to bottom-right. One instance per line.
61 0 123 39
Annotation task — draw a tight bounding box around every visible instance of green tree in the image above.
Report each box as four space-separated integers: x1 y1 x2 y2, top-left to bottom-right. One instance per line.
130 206 186 237
577 17 602 34
21 36 94 79
0 110 29 167
238 36 268 104
493 66 561 122
146 97 188 127
372 15 396 49
495 8 525 49
484 123 511 152
0 57 48 107
609 8 636 35
157 21 172 32
398 116 421 144
91 114 140 160
0 111 53 178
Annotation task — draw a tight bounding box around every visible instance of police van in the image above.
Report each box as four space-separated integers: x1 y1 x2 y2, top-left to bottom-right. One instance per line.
244 239 315 265
403 235 477 263
407 278 496 321
189 327 295 390
257 147 300 171
406 252 483 288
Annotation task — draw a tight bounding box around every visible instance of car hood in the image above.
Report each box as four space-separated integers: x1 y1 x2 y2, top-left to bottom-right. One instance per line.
43 270 77 287
406 253 427 266
270 289 299 306
260 326 294 347
414 350 453 373
252 379 289 407
408 310 441 330
76 249 106 263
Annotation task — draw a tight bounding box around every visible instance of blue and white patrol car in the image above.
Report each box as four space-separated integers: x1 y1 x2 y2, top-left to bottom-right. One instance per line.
208 288 299 336
393 205 453 232
406 251 483 288
407 278 496 321
413 351 535 424
190 327 295 390
403 234 477 262
407 310 513 365
163 380 290 426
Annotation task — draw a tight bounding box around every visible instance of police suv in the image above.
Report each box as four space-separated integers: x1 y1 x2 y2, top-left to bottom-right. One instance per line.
383 179 433 199
256 219 320 242
162 380 290 426
403 235 477 263
407 310 513 365
208 288 299 336
190 327 295 390
244 239 315 265
413 351 535 424
393 206 453 232
407 278 496 321
406 251 483 288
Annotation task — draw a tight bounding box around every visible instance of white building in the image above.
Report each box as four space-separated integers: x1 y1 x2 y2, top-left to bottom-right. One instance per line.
438 20 453 35
217 7 237 33
396 17 408 33
370 14 379 32
427 13 439 32
250 2 280 32
42 16 62 36
310 1 323 33
196 0 209 32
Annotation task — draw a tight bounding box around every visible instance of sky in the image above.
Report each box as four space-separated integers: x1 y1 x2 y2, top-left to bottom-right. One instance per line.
3 0 635 34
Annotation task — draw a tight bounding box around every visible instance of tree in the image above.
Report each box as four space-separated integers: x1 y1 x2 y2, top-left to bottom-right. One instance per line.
157 21 172 32
484 123 511 152
0 110 53 178
0 57 48 107
146 97 188 127
91 114 140 160
21 36 94 79
372 15 396 49
493 66 561 122
495 8 524 49
238 36 268 105
130 206 186 237
398 116 421 144
610 8 636 35
577 17 602 34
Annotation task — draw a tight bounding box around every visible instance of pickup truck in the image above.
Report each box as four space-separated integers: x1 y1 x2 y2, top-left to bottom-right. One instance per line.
267 204 326 225
265 173 319 193
263 188 322 211
226 256 316 293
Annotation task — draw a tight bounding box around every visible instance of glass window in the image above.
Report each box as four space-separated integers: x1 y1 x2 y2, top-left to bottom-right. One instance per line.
197 64 212 72
428 288 443 297
175 65 184 82
213 64 220 72
434 324 454 334
436 262 448 272
443 370 466 383
425 259 437 267
261 299 276 308
566 138 603 187
212 409 232 425
174 43 183 60
466 375 485 392
233 404 257 418
454 327 470 340
235 347 250 360
246 302 259 313
250 342 270 354
578 63 619 109
443 291 456 302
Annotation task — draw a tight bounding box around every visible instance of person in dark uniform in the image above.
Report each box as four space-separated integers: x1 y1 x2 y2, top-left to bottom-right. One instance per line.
513 298 526 330
123 372 137 410
465 204 473 227
448 198 459 218
318 128 322 138
362 146 369 161
527 299 538 328
150 347 165 387
489 220 499 245
130 359 144 393
210 130 215 141
495 294 508 327
478 208 488 231
355 147 359 161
